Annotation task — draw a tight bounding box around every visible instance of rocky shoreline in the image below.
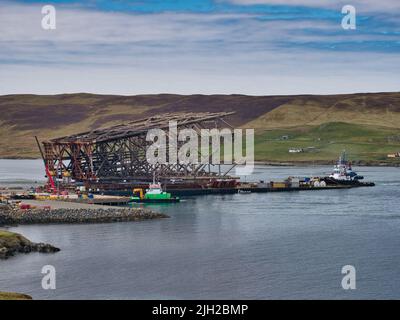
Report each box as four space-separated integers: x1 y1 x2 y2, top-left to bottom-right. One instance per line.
0 204 168 260
0 205 169 226
0 230 60 260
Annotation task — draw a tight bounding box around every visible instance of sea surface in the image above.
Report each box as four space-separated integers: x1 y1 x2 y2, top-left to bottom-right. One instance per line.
1 159 400 299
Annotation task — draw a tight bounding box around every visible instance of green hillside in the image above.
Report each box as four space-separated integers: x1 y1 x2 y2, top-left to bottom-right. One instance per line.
0 92 399 164
255 122 400 164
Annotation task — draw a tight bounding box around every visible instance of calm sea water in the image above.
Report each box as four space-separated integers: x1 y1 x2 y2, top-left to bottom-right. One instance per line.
1 159 400 299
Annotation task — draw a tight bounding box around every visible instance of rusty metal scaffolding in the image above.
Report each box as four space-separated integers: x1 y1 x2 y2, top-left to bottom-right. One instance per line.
40 112 237 183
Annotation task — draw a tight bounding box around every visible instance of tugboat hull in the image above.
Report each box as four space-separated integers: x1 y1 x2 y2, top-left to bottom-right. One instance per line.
129 198 180 203
323 177 374 187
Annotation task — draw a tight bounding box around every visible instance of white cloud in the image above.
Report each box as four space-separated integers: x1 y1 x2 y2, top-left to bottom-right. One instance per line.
2 53 399 96
0 2 399 95
224 0 400 12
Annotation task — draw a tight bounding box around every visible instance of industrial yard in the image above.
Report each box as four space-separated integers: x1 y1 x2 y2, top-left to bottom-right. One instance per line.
19 112 373 199
0 111 376 219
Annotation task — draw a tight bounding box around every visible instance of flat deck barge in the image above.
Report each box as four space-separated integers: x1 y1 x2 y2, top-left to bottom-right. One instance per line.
95 181 374 197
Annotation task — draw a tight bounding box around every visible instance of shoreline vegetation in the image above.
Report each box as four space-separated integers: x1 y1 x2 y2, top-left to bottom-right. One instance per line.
0 291 32 300
0 229 60 260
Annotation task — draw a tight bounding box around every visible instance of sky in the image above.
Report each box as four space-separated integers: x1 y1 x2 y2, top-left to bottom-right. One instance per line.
0 0 399 95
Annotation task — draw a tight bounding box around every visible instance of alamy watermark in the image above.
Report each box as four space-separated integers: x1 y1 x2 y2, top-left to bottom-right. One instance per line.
145 121 254 176
41 265 56 290
39 4 355 34
41 5 56 30
341 265 356 290
342 5 356 30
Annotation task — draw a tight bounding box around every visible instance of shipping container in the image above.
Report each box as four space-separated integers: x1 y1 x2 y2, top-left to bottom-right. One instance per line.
271 182 287 188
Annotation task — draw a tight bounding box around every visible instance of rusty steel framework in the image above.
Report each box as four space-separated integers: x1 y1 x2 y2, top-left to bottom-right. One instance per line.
40 112 237 183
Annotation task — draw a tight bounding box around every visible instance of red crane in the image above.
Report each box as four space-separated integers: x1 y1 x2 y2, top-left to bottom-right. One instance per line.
35 136 56 193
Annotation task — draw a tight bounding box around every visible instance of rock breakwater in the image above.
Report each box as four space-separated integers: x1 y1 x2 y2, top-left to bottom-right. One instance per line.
0 206 168 226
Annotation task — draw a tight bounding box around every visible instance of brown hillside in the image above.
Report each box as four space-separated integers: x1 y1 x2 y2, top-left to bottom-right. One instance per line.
0 92 399 158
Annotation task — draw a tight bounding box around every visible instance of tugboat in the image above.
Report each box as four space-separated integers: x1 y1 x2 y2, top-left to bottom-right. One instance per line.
325 151 365 185
130 182 180 203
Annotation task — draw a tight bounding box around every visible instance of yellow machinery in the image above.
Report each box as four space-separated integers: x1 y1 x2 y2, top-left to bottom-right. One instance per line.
133 188 144 200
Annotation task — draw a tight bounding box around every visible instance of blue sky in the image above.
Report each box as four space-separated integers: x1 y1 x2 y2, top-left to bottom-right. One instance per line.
0 0 399 95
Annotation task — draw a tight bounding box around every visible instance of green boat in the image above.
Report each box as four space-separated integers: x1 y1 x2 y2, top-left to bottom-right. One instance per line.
130 183 180 203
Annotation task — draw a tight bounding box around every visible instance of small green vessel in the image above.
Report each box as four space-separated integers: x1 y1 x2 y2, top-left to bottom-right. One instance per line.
130 183 180 203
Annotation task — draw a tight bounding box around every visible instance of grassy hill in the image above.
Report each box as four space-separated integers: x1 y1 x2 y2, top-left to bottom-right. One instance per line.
255 122 400 164
0 92 400 164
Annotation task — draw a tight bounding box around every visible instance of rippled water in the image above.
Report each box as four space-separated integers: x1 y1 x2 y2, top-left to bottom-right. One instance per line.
1 160 400 299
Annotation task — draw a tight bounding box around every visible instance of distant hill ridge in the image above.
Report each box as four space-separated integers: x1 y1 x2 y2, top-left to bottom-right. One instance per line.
0 92 399 159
